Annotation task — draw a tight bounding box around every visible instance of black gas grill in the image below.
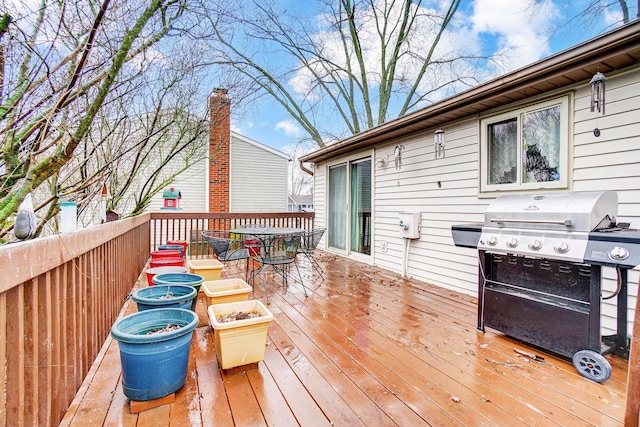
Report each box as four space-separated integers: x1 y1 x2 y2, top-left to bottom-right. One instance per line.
452 191 639 382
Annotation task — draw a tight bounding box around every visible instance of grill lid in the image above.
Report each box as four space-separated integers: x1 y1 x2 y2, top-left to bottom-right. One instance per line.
484 191 617 232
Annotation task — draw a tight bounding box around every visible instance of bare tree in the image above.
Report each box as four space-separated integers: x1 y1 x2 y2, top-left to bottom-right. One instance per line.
206 0 489 149
287 144 314 195
0 0 218 239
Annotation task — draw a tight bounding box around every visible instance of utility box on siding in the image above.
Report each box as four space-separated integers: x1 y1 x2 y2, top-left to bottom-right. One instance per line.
398 212 422 239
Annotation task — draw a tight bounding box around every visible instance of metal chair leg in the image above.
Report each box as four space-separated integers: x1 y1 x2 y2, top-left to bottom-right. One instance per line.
305 253 325 280
261 267 271 305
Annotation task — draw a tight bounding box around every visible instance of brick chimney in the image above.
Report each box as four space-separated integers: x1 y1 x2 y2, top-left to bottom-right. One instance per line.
209 88 231 212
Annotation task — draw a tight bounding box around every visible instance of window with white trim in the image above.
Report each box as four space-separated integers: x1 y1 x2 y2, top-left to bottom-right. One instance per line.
480 96 570 193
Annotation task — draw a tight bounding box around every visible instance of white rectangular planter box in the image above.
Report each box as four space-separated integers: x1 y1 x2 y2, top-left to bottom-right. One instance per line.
207 300 273 369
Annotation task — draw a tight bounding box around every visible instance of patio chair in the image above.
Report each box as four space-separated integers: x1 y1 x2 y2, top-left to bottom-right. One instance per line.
298 228 326 280
253 233 308 304
202 231 251 280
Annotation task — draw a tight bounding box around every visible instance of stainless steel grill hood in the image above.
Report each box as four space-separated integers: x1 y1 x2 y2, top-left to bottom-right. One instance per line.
483 191 617 232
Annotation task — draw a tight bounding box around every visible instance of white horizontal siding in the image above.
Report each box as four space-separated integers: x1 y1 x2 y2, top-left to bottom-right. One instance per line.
315 67 640 336
148 158 208 212
230 135 289 212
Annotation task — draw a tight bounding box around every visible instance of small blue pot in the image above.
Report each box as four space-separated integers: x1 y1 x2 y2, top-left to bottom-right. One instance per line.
132 284 197 311
152 273 204 310
111 308 198 401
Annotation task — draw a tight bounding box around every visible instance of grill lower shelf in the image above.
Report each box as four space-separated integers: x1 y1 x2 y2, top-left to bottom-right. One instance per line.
483 284 598 358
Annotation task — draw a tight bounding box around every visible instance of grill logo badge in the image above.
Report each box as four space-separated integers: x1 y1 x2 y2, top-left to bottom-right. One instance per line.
524 205 539 211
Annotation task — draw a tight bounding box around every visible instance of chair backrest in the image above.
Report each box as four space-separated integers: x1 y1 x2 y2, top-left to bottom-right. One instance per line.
202 231 248 261
300 228 326 252
260 234 301 264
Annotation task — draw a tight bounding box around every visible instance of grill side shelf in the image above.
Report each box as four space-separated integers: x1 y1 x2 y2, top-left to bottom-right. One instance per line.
451 223 482 248
585 230 640 268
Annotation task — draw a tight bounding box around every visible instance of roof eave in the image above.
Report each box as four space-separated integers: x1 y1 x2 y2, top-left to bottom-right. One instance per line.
300 21 640 164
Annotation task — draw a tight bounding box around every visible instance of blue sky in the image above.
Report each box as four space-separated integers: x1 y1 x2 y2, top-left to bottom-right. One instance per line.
228 0 635 154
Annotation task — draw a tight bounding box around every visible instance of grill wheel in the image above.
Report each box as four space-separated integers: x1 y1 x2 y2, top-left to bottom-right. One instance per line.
572 350 612 382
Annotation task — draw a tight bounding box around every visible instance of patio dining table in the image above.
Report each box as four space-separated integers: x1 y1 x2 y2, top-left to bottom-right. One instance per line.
230 226 307 303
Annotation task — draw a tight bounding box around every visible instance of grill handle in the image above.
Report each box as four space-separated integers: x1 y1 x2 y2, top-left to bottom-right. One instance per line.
489 218 572 226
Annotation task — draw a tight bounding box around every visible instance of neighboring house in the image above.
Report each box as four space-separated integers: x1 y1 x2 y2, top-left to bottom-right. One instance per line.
288 194 314 212
299 21 640 335
150 89 289 213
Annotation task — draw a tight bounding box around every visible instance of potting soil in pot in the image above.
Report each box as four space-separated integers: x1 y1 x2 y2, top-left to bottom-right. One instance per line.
152 273 204 311
216 310 262 323
132 284 197 311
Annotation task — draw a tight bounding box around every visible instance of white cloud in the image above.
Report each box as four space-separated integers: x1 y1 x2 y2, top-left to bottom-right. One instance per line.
275 120 302 137
471 0 556 70
603 4 623 26
129 47 167 72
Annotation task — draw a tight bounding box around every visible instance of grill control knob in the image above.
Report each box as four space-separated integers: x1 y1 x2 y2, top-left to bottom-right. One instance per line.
507 237 518 248
609 246 629 261
487 236 498 246
529 240 543 251
555 241 570 254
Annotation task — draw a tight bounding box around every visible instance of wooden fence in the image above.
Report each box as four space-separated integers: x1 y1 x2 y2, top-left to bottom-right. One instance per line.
0 210 314 426
1 215 150 426
149 211 315 257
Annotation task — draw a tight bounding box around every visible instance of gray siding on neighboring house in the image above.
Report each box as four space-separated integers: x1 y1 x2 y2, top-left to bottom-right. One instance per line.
230 134 289 212
313 67 640 335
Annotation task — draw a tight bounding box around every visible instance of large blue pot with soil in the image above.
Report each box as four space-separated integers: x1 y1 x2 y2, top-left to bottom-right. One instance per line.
152 273 204 311
111 308 198 401
132 284 197 311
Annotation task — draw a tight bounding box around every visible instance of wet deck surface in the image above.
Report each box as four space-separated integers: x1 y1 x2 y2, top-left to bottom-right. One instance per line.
60 253 627 426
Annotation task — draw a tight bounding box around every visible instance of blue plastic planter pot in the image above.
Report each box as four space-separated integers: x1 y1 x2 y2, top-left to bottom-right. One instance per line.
132 284 197 311
158 244 184 257
152 273 204 311
110 308 198 401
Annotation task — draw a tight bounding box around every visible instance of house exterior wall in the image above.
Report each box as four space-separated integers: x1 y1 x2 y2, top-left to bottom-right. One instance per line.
230 134 289 212
148 158 208 211
313 67 640 335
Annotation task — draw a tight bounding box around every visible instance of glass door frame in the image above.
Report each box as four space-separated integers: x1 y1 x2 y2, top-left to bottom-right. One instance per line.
325 151 373 262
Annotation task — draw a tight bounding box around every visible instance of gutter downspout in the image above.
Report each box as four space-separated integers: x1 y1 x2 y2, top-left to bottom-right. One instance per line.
299 159 313 176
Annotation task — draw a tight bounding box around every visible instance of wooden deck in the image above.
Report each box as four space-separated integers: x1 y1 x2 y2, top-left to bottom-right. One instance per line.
59 253 628 426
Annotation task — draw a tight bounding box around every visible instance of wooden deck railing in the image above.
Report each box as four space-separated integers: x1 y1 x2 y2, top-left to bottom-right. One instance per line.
0 210 314 426
2 215 150 426
149 211 315 257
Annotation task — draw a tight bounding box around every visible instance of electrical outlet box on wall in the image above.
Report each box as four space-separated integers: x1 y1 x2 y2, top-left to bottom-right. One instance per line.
398 212 422 239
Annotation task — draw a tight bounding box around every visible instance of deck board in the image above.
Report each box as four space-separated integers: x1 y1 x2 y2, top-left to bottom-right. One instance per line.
59 252 627 426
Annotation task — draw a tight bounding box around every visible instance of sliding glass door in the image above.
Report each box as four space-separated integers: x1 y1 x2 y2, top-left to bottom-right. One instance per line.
328 157 371 256
328 164 347 250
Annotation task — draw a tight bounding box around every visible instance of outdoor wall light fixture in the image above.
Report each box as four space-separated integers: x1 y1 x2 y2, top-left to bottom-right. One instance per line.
589 71 606 137
590 71 606 114
434 129 445 159
394 145 405 170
